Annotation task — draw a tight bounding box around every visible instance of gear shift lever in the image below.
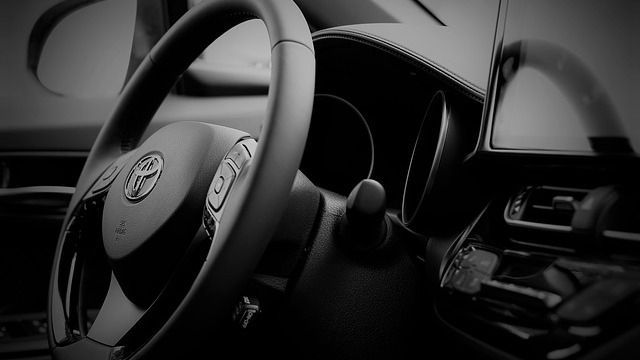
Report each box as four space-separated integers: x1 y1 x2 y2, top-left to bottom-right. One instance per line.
341 179 388 250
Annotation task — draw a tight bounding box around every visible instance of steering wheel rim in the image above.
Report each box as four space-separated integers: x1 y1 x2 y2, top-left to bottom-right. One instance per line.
48 1 315 358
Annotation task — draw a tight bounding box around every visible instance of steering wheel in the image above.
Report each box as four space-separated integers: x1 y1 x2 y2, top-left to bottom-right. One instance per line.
47 0 315 358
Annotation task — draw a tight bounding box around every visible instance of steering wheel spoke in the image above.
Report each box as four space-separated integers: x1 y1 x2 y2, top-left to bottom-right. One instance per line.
86 273 145 347
87 224 212 349
50 152 135 345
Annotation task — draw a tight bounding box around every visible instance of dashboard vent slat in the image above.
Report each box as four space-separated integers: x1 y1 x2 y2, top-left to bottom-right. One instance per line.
505 186 589 231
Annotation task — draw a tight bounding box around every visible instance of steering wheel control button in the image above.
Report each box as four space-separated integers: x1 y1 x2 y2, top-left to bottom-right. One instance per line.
208 161 236 211
233 296 261 330
213 176 225 194
92 162 125 194
226 144 250 170
241 139 256 156
207 139 256 214
203 209 217 237
101 165 118 182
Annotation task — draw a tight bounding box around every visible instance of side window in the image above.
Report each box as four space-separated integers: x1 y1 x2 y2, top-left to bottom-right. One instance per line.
33 0 271 99
185 0 271 95
36 0 137 98
196 18 270 73
33 0 168 99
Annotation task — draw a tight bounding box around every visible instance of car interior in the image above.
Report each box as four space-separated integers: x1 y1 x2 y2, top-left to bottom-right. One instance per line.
2 0 639 359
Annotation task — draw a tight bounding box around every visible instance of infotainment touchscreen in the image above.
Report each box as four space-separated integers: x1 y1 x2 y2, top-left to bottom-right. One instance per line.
487 1 638 155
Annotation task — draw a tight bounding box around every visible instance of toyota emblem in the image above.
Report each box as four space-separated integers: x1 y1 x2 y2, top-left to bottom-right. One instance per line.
124 153 163 201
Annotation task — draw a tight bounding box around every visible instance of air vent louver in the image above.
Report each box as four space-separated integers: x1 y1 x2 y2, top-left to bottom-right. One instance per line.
506 186 589 231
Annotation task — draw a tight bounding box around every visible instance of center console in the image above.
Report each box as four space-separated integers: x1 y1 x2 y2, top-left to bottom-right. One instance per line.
436 184 640 359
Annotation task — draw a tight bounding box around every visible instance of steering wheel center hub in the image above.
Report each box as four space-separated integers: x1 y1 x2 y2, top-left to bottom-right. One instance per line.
102 122 244 304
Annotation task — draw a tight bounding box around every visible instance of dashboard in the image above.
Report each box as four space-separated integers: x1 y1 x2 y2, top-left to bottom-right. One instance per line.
298 5 640 359
2 1 639 359
303 30 483 212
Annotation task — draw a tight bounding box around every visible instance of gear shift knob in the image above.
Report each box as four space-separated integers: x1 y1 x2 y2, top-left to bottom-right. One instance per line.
343 179 388 249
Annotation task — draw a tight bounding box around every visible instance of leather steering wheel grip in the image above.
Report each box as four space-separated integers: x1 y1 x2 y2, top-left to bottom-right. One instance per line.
48 0 315 358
